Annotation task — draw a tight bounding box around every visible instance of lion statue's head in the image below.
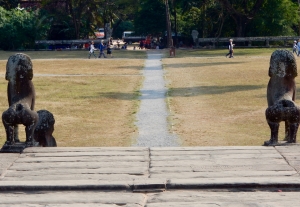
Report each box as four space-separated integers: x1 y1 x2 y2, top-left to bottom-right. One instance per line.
6 53 33 82
269 49 297 78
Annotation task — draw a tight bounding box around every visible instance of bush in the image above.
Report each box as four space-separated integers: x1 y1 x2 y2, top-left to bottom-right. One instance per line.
0 6 50 50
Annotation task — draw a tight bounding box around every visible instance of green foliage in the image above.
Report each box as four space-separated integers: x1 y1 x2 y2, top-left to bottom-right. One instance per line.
173 0 299 39
247 0 299 36
40 0 140 39
1 0 300 50
134 0 166 36
0 6 50 50
175 0 225 38
113 21 134 38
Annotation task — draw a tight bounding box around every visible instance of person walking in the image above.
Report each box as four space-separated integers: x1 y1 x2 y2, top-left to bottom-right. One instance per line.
107 44 113 58
98 41 107 58
297 39 300 57
88 41 97 59
117 38 120 49
226 39 235 58
293 40 297 55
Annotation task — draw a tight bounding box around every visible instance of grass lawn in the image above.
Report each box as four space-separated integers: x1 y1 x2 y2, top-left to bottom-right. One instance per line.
0 49 146 146
163 47 299 146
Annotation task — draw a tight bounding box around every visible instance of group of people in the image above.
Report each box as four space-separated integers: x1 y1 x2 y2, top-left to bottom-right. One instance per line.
226 38 300 59
88 40 112 59
139 40 152 49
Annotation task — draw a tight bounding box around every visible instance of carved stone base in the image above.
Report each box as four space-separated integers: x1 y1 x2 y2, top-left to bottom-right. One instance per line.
0 141 39 153
263 140 300 146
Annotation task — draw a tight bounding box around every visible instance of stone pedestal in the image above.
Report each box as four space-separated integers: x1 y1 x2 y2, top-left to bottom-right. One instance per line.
0 142 26 153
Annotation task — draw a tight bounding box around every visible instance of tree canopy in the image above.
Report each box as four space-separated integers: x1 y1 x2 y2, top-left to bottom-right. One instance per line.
0 0 300 49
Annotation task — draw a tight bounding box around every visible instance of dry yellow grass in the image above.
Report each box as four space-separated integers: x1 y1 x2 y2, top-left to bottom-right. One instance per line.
0 55 145 147
164 49 300 146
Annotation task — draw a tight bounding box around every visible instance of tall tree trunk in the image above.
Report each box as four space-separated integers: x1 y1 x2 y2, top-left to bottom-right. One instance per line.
171 0 178 47
232 15 248 37
165 0 173 47
67 0 82 39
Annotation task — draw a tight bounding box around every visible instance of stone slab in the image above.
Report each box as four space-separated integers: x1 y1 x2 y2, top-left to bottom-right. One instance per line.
0 191 146 206
16 156 149 162
150 153 283 159
0 146 300 192
1 190 300 206
20 152 149 158
5 167 148 176
150 170 297 179
146 191 300 207
2 173 145 181
151 159 288 167
150 146 276 151
9 161 148 169
23 147 149 153
150 164 295 173
0 153 20 179
151 149 278 155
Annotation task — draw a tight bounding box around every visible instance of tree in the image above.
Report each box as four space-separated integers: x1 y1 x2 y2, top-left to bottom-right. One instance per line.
247 0 299 36
174 0 226 38
40 0 139 39
0 6 50 50
95 0 140 38
217 0 265 37
165 0 173 47
113 21 134 38
134 0 166 37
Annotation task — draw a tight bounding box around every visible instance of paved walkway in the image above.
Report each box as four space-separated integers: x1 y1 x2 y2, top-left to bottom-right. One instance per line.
134 51 179 147
1 146 300 206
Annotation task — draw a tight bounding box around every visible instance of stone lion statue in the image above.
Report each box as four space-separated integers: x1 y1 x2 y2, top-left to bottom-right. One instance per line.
2 53 57 148
34 110 57 147
2 53 39 147
264 49 300 145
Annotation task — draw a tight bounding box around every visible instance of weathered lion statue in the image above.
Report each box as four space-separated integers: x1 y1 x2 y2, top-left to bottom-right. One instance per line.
2 53 57 148
264 49 300 146
2 53 39 147
34 110 57 147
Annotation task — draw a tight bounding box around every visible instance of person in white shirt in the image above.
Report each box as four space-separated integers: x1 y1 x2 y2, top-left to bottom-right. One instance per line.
226 39 235 58
88 41 97 59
